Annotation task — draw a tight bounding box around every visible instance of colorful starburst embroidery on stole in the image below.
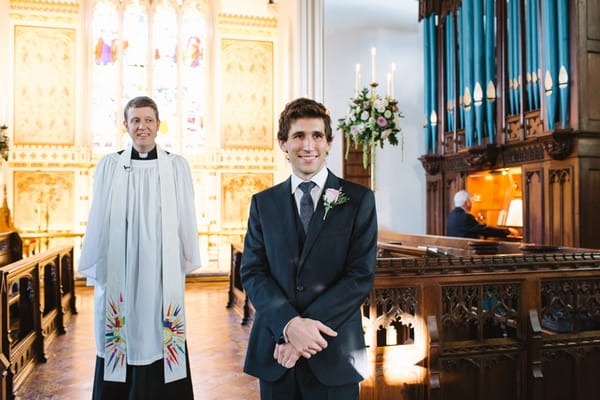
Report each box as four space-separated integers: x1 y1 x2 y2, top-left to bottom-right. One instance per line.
105 293 126 373
163 303 186 372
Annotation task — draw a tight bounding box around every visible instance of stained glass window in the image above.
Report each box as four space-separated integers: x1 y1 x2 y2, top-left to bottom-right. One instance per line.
181 6 206 153
91 1 119 152
91 0 207 154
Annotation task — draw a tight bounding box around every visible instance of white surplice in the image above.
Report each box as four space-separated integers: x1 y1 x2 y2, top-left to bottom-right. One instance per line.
78 148 201 382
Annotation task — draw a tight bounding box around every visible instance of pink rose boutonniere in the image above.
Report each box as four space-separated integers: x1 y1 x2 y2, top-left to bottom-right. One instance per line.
322 187 350 220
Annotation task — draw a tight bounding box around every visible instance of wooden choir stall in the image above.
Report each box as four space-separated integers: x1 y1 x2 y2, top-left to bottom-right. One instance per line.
0 231 76 400
229 233 600 400
361 232 600 400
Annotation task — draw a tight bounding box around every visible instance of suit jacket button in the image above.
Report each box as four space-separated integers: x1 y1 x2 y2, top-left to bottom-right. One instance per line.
296 285 304 292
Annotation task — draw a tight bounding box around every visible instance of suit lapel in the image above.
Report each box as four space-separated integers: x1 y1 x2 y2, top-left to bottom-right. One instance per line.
275 178 300 260
298 171 342 268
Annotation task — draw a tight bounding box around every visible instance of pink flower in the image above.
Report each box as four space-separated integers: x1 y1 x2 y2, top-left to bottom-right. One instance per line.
322 187 350 220
376 116 387 127
323 188 341 204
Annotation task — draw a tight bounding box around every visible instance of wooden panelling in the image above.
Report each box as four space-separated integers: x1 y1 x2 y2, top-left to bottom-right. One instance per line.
426 177 443 235
343 144 372 189
548 166 575 246
588 0 600 40
523 167 544 244
588 53 600 121
579 161 600 248
0 245 76 400
363 233 600 400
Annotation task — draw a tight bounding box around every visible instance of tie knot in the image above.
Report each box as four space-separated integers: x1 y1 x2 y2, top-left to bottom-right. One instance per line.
299 181 316 194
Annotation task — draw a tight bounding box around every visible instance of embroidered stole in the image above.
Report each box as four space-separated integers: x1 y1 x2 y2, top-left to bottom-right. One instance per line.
104 146 187 383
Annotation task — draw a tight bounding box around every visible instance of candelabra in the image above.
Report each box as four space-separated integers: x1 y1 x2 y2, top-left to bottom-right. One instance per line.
337 81 403 191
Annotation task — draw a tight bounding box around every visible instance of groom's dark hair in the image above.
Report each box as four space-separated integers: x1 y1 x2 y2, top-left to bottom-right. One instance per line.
277 98 333 143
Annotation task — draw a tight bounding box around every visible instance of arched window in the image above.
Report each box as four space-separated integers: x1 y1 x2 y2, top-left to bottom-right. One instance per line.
91 0 207 155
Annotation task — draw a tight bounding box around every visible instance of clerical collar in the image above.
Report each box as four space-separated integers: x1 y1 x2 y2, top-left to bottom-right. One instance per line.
132 147 158 160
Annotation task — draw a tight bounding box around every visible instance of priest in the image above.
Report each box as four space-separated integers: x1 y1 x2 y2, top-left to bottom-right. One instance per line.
79 96 201 399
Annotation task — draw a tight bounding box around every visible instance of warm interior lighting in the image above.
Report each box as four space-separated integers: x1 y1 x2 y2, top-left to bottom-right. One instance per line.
364 315 428 385
466 166 523 228
381 346 427 384
505 198 523 227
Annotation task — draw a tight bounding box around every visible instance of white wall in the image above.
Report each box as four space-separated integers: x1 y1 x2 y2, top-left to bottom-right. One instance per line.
323 0 426 234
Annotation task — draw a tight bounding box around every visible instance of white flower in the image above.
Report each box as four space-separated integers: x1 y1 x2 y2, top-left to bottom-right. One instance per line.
322 187 350 220
350 124 362 136
374 99 386 113
360 110 370 121
323 188 341 204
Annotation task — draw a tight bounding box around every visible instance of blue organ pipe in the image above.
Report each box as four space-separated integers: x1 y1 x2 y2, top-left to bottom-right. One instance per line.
511 0 521 115
514 0 521 114
507 0 515 115
525 0 533 110
450 14 456 132
423 15 431 152
473 0 484 144
557 0 569 127
446 14 455 132
531 0 540 109
429 15 438 153
457 8 465 130
462 0 474 146
541 0 557 129
485 0 496 142
445 15 452 132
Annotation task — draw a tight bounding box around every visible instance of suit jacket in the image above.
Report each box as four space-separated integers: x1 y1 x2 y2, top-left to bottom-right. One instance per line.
446 207 510 239
240 170 377 386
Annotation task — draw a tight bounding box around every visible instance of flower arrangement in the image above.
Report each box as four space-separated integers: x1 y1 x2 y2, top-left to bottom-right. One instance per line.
338 87 404 168
0 125 8 162
322 187 350 220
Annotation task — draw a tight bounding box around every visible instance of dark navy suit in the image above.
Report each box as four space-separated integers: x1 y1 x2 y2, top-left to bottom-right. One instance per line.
446 207 510 239
240 170 377 390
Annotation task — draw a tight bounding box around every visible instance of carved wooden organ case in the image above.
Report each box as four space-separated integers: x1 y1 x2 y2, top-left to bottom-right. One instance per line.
417 0 600 248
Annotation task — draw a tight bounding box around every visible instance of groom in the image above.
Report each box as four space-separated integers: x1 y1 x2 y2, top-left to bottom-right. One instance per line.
241 97 378 399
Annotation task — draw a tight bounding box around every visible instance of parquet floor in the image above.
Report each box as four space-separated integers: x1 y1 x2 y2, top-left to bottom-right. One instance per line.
14 281 260 400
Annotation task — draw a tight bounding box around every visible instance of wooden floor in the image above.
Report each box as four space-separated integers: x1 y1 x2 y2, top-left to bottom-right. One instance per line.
14 281 260 400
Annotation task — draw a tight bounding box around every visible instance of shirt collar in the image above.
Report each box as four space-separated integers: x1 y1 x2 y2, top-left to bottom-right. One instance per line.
291 167 329 194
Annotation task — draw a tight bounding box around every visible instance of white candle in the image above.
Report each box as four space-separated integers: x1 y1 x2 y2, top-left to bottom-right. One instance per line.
355 63 361 94
391 62 396 98
386 72 392 97
371 47 376 84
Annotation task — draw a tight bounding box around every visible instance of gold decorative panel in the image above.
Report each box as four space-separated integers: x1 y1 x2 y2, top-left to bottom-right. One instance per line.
218 14 277 36
14 25 75 145
13 170 74 232
9 0 79 22
222 173 272 227
221 39 273 149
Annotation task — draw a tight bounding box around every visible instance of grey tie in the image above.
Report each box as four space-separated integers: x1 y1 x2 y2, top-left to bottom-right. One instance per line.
299 181 316 233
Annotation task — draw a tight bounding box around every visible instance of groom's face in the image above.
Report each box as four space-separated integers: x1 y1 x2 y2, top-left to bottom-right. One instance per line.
279 117 332 180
